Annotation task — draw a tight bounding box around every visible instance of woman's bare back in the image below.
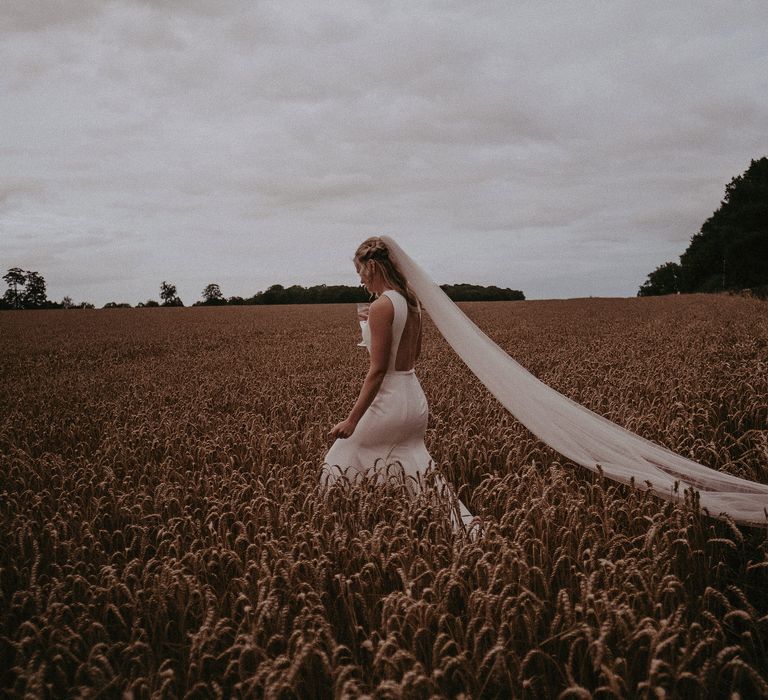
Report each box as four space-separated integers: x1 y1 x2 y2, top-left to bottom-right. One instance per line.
393 302 421 371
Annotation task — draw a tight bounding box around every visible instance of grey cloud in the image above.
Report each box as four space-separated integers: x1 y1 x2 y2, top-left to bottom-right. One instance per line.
1 0 767 305
0 1 103 33
0 180 47 210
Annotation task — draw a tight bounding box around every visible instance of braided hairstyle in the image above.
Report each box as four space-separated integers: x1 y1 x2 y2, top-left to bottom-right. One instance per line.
355 237 420 308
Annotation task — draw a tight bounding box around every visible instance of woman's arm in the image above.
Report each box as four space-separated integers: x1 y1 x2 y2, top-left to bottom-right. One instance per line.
329 296 393 439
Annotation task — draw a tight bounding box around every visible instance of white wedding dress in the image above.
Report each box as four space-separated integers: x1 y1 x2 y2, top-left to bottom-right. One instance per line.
320 289 474 531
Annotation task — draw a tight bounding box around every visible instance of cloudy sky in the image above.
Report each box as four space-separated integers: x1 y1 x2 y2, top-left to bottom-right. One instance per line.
1 1 766 305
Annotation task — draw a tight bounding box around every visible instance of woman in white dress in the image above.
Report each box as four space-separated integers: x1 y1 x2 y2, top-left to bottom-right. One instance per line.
321 237 473 531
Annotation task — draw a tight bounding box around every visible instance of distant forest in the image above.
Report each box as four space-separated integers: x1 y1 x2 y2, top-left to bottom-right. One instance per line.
217 283 525 307
638 156 768 298
0 272 525 310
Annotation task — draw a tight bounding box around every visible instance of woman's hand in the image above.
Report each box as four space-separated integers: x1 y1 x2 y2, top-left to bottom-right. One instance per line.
329 418 358 440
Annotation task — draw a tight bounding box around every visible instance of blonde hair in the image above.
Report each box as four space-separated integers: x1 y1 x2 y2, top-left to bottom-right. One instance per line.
355 237 420 308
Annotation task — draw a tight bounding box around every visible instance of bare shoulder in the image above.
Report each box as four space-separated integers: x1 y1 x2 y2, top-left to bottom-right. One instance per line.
368 295 394 324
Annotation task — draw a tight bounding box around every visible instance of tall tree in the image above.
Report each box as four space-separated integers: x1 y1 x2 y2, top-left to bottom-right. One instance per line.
640 157 768 295
24 271 47 308
159 281 183 307
201 283 224 304
3 267 26 309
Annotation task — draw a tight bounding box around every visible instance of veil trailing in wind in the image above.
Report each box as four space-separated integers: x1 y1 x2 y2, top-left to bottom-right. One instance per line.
381 236 768 527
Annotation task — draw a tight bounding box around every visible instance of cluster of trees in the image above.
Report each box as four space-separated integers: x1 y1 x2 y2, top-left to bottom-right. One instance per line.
0 274 185 310
1 273 525 311
134 281 185 307
198 283 525 306
440 284 525 302
1 268 51 309
639 157 768 297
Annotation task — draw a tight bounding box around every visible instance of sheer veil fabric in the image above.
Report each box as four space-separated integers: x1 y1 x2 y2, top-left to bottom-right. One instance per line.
381 236 768 527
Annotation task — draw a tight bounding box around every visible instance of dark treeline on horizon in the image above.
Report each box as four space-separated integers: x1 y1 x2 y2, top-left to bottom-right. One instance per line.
218 283 525 306
0 275 526 310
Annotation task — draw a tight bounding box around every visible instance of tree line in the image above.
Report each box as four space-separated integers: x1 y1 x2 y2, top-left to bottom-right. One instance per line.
220 283 524 306
638 157 768 297
0 274 525 310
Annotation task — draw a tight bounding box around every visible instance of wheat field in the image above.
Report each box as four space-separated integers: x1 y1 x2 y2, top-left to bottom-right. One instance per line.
1 294 767 699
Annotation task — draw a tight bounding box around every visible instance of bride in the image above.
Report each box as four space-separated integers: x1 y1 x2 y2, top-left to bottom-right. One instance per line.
320 237 473 531
321 236 768 528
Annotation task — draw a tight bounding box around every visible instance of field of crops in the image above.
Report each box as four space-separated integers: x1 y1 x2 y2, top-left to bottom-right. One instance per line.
1 294 767 698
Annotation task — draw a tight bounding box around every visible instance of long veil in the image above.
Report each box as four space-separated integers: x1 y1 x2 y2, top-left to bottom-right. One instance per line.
381 236 768 527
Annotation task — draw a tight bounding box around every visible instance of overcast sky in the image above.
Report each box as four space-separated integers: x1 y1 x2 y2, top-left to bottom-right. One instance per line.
1 1 766 305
